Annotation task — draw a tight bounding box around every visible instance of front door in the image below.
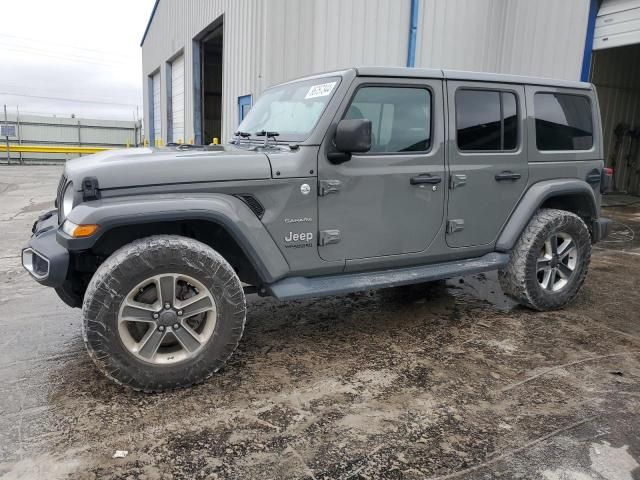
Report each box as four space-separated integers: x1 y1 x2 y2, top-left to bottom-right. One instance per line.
318 78 446 262
446 81 529 247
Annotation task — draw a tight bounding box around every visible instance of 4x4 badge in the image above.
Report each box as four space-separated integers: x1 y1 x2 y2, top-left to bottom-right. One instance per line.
300 184 311 195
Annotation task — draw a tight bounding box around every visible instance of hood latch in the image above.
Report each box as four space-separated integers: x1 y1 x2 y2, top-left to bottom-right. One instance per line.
81 177 101 201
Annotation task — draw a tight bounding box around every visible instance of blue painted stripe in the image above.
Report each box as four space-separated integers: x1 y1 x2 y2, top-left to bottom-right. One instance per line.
406 0 420 67
581 0 599 82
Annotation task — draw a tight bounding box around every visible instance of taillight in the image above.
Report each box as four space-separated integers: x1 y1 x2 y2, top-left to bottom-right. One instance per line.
601 167 614 193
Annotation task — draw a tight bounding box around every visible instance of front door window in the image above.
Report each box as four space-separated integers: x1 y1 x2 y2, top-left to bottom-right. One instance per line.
345 86 432 153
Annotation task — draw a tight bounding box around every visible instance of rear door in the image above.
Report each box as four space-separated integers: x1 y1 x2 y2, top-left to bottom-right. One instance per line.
446 81 528 247
317 77 446 262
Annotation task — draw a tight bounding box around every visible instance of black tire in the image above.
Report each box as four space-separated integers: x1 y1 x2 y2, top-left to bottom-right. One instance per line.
82 235 246 392
498 209 591 311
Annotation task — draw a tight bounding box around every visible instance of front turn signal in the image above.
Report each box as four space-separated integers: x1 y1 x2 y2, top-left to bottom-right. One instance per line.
62 220 99 238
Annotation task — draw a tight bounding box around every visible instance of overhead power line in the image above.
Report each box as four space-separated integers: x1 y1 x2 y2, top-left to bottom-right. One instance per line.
0 44 135 67
0 91 141 107
0 33 137 61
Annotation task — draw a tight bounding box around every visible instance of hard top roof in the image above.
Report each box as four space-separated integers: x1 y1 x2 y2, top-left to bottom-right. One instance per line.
284 67 591 90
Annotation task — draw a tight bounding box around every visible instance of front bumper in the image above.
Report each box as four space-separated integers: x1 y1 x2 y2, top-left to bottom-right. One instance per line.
592 217 611 243
22 211 69 287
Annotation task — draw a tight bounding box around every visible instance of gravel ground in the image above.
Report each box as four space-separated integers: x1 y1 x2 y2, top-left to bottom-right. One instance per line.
0 165 639 480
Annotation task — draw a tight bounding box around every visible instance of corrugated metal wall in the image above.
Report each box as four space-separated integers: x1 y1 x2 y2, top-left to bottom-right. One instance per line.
262 0 410 84
416 0 589 79
592 43 640 192
1 114 140 163
142 0 591 143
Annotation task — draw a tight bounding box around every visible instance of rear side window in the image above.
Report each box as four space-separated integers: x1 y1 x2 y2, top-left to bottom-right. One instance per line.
534 93 593 151
344 86 431 153
456 89 519 151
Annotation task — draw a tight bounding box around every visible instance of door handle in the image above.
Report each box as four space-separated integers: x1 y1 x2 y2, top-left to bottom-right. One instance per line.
495 171 521 181
410 174 442 185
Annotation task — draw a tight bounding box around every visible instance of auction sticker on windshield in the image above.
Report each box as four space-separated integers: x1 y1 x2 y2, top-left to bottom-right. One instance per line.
305 81 337 99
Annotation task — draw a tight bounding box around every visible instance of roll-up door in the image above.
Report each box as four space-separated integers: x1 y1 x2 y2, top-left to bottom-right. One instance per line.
171 55 185 143
152 72 161 143
595 0 640 50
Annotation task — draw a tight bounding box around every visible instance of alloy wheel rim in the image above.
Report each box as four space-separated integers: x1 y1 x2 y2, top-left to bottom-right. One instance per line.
117 274 217 365
536 232 578 292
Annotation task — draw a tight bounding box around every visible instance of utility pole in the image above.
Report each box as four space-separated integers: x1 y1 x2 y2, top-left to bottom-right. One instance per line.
4 105 9 164
16 106 23 165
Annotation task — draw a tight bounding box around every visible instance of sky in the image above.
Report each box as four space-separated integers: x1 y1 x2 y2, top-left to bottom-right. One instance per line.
0 0 156 121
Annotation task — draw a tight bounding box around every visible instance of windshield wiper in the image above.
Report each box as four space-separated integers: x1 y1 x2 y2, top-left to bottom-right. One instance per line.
230 130 252 146
255 130 280 147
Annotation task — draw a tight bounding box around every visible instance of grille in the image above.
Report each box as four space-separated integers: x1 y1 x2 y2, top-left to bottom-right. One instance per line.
56 174 67 223
234 194 265 219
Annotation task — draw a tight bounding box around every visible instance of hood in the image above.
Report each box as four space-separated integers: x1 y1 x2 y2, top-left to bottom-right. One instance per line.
64 146 272 190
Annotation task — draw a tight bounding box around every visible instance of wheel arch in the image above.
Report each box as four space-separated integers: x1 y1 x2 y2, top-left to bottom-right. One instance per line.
59 194 290 286
496 179 597 252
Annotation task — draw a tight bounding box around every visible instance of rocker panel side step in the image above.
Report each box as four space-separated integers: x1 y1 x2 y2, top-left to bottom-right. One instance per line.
268 252 509 301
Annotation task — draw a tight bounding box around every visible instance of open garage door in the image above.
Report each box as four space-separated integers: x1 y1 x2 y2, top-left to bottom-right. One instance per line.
591 0 640 193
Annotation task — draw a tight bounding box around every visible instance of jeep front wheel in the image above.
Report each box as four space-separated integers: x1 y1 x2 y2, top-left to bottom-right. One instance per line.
498 209 591 311
82 235 246 392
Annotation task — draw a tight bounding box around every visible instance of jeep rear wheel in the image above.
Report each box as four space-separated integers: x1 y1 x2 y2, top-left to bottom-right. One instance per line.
82 235 246 392
498 209 591 311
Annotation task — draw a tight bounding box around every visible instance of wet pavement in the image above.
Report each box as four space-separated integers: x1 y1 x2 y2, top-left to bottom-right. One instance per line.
1 165 639 480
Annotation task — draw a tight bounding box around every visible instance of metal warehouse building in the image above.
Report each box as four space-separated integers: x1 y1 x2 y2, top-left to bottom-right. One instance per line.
141 0 640 191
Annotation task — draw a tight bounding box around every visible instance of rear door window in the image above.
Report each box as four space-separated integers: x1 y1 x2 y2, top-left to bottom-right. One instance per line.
456 89 519 151
534 93 593 151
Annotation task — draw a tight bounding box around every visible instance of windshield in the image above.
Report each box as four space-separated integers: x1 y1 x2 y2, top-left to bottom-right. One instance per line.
237 77 341 142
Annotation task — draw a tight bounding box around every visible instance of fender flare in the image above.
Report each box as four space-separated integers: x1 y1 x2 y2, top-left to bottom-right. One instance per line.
496 179 597 252
58 193 290 283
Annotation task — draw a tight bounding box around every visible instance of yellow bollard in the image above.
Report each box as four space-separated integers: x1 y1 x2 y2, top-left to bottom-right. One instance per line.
143 139 148 147
178 138 183 144
213 137 219 145
126 141 130 148
189 138 194 144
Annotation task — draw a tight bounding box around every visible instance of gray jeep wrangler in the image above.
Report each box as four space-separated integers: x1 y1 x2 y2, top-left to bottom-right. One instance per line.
23 67 611 391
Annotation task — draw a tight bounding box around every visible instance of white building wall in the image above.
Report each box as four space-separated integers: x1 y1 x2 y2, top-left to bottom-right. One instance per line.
261 0 410 86
416 0 590 80
142 0 591 143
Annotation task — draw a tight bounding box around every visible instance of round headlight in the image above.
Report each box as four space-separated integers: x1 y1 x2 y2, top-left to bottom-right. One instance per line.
62 182 75 218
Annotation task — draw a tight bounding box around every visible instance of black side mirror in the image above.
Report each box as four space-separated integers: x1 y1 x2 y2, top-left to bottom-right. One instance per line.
328 118 371 164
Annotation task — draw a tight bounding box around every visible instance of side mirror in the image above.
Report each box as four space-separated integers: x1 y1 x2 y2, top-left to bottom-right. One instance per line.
328 118 371 164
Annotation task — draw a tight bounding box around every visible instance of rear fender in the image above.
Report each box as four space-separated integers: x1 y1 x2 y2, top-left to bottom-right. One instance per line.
496 179 597 251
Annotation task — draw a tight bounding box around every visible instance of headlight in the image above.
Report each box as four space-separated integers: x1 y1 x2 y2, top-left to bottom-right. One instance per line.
62 182 75 218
